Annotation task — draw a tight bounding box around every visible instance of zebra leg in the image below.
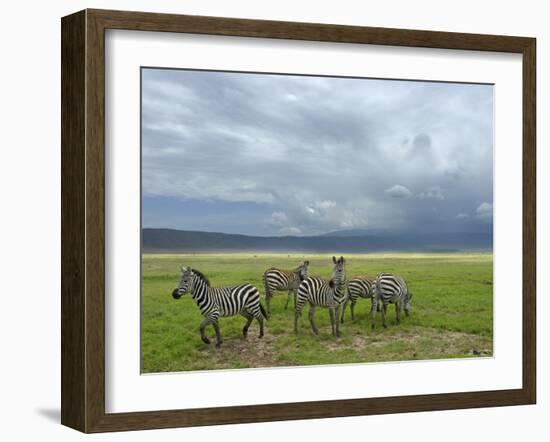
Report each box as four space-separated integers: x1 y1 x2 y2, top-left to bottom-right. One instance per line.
212 321 223 348
381 303 388 328
263 277 272 318
248 303 265 338
340 299 348 324
255 314 264 338
308 304 319 335
371 298 378 329
241 313 254 338
265 294 272 317
395 301 402 325
350 300 357 322
199 318 213 344
284 290 291 309
294 304 302 334
329 308 335 336
294 293 307 334
334 306 341 337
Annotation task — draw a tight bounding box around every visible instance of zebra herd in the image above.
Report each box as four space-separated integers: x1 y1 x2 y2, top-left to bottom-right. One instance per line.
172 257 413 347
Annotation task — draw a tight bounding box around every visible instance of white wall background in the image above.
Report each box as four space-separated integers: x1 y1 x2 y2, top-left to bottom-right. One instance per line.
0 0 546 440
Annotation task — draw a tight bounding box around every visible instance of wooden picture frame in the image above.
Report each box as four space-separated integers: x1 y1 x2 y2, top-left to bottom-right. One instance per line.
61 8 536 433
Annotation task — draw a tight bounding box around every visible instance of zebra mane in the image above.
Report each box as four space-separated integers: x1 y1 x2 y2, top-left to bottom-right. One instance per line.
293 261 309 271
191 268 210 286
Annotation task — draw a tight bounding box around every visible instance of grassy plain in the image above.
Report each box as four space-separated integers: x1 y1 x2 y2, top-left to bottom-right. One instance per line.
141 252 493 373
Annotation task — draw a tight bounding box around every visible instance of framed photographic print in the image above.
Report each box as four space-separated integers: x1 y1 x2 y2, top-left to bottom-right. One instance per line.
61 9 536 433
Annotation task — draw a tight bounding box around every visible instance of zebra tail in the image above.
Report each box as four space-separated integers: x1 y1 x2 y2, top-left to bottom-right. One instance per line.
259 302 269 320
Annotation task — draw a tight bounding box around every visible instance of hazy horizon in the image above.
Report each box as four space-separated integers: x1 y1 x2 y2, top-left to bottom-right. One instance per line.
142 68 494 238
141 225 493 238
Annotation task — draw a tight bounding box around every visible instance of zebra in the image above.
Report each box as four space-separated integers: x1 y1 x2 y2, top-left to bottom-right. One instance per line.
371 272 413 329
295 256 347 337
172 266 267 347
340 276 377 323
263 261 310 315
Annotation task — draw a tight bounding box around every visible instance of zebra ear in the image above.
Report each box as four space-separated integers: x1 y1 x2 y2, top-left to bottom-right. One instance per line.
340 256 345 263
332 256 337 264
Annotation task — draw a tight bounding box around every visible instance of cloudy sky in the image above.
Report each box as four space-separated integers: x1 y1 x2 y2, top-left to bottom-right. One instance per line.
141 68 493 237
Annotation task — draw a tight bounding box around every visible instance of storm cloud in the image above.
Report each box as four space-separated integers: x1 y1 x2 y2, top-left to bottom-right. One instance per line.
142 68 493 236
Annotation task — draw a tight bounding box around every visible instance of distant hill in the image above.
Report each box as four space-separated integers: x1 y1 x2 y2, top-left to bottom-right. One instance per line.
321 228 395 237
142 228 492 253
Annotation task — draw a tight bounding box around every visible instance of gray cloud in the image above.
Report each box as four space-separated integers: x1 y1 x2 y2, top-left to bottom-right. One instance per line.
142 69 494 235
385 185 412 199
475 202 493 223
418 186 445 200
411 133 433 157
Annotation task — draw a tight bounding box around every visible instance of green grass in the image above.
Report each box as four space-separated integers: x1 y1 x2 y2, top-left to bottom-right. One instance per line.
141 252 493 373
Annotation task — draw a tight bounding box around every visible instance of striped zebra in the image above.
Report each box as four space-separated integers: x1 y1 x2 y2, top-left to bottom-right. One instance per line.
172 266 267 347
371 272 413 329
263 261 310 315
340 276 378 323
295 256 347 337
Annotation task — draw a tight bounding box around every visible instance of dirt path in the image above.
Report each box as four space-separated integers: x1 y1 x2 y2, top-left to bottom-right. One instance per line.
196 326 492 370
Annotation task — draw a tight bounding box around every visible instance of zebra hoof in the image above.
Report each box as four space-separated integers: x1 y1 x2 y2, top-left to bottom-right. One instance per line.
215 342 222 348
371 324 375 330
201 336 211 344
258 333 264 339
242 327 249 338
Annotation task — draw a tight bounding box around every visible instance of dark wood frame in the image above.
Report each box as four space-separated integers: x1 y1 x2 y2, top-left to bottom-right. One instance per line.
61 8 536 433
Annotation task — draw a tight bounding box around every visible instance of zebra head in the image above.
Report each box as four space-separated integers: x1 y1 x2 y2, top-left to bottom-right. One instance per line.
295 260 310 281
172 266 193 299
330 256 346 287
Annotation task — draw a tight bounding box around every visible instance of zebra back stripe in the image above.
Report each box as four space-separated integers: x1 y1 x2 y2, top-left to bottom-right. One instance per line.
189 272 264 319
374 273 409 304
348 276 374 302
263 262 308 294
263 268 298 291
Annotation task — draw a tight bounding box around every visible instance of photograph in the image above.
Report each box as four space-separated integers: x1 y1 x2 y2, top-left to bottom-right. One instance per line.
140 67 494 373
